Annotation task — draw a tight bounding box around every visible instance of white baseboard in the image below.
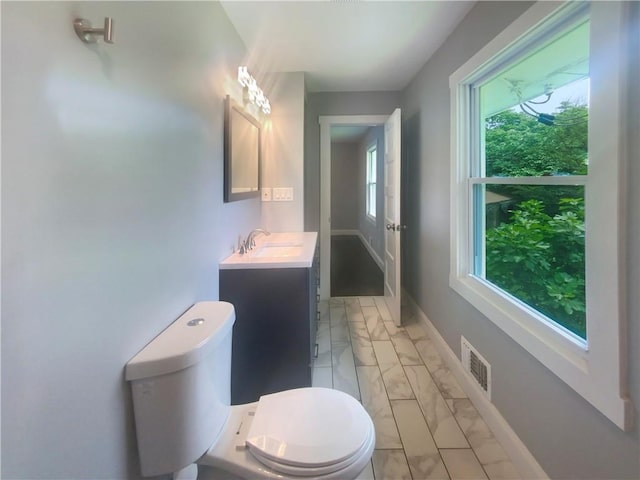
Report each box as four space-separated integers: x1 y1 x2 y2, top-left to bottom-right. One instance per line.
356 232 384 271
330 230 384 271
403 293 549 480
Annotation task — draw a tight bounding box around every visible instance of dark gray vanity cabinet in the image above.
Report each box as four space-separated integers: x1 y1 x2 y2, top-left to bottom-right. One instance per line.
220 257 318 405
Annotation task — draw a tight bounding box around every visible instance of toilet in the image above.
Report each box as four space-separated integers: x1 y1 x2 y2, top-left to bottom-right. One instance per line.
125 301 375 479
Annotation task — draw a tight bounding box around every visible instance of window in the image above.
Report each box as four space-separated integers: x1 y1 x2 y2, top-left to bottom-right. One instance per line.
366 144 377 219
450 2 631 429
477 18 590 341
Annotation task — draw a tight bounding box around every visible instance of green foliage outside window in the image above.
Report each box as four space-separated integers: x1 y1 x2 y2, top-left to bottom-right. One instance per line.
483 103 587 338
485 198 586 337
486 103 588 178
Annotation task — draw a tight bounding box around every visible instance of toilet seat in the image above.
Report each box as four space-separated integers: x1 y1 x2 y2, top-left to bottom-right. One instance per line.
245 388 374 476
247 426 374 477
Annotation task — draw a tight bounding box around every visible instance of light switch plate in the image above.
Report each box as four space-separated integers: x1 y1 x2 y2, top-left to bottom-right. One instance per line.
273 187 293 201
273 187 286 201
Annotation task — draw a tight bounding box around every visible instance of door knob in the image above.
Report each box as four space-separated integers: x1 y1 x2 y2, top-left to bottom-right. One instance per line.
396 224 407 231
386 223 395 231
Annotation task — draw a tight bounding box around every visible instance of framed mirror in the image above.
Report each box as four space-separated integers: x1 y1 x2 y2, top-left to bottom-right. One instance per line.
224 95 261 202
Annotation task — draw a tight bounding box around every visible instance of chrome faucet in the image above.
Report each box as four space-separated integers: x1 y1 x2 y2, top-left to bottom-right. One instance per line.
241 229 271 254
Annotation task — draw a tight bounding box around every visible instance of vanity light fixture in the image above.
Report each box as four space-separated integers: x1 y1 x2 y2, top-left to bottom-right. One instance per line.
238 66 271 115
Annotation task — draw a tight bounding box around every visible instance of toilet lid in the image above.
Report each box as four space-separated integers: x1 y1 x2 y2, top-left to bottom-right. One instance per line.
245 387 373 468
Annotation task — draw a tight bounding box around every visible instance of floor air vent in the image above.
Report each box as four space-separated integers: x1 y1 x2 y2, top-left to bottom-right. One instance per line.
461 336 491 400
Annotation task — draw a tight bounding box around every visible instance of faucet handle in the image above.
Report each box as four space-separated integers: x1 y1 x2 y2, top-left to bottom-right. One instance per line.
237 235 248 255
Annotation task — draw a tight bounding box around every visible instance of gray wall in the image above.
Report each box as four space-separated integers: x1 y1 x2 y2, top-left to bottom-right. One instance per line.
304 91 401 232
330 142 360 230
400 1 639 479
261 72 306 232
627 2 640 464
357 126 385 261
1 2 260 478
626 1 640 469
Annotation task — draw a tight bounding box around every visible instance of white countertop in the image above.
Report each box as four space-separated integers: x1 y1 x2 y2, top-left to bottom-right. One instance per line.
219 231 318 270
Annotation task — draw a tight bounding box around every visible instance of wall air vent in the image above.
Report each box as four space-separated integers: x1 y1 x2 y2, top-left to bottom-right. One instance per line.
461 336 492 400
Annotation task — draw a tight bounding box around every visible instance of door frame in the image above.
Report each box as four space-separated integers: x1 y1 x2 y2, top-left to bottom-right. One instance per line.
318 115 389 300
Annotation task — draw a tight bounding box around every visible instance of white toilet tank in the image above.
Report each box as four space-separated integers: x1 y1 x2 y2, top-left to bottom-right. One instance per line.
125 301 236 477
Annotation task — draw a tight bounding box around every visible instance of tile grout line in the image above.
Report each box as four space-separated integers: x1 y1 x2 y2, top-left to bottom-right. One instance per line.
359 297 413 480
377 305 451 479
408 325 500 480
331 296 491 480
408 334 488 479
352 297 376 479
367 297 445 480
384 299 474 480
396 344 450 479
442 397 494 480
325 296 514 480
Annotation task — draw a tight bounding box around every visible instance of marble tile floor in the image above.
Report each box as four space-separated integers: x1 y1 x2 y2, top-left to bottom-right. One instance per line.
311 296 520 480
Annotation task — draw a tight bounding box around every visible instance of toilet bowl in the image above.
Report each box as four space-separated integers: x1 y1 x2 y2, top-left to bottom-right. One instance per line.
202 388 375 479
125 301 375 480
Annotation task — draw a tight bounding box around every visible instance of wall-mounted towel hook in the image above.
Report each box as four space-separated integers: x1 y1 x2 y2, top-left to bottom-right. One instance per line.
74 17 114 44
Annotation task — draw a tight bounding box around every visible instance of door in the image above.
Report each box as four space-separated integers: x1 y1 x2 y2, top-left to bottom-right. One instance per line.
383 108 402 326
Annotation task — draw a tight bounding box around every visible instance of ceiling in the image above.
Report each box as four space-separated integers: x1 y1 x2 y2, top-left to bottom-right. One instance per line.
220 1 475 93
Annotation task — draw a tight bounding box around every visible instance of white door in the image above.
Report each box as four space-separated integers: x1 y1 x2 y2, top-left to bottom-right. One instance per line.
383 108 402 326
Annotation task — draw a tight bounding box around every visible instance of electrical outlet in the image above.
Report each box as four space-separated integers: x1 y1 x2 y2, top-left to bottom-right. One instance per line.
261 188 272 202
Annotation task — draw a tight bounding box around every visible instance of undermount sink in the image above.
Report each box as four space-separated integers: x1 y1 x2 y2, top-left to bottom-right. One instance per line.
219 232 317 269
252 243 304 258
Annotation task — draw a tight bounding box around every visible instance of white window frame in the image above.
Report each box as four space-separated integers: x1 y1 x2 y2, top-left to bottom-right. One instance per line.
366 143 377 220
449 1 632 430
